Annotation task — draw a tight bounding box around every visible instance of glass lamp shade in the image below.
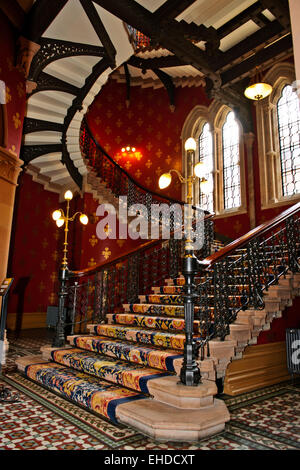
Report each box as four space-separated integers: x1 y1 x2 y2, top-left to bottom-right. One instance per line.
79 214 89 225
52 209 62 221
244 82 272 101
64 190 73 200
200 178 210 195
158 173 172 189
56 218 65 228
184 137 196 152
194 161 205 178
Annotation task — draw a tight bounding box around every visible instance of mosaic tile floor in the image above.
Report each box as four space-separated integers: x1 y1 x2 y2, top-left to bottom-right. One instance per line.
1 329 299 450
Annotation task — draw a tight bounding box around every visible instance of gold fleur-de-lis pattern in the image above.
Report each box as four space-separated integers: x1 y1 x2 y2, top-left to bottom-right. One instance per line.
85 79 210 201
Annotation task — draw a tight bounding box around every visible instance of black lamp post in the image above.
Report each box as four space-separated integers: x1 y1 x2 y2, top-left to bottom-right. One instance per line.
51 190 88 347
158 138 208 386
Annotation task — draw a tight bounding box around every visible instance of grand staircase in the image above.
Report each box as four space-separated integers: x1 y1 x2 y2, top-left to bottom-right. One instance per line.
16 207 300 440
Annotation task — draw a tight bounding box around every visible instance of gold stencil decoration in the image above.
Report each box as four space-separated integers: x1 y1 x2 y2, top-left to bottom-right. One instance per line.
117 240 125 248
51 272 58 283
88 258 97 268
102 247 111 260
145 159 152 169
13 112 22 129
89 235 98 247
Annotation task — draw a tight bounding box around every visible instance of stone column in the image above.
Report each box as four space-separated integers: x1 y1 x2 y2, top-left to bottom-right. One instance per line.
289 0 300 85
0 147 23 284
244 133 256 229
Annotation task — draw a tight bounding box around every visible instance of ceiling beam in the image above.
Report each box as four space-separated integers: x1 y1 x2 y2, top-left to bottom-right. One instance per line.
153 0 197 20
259 0 290 29
79 0 116 68
217 1 263 39
22 0 69 42
153 69 175 109
92 0 221 86
212 20 284 71
128 55 187 70
221 33 293 86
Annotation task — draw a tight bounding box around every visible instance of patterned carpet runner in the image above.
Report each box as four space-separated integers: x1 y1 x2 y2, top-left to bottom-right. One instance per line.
50 348 170 393
69 335 183 372
25 362 145 423
22 241 228 424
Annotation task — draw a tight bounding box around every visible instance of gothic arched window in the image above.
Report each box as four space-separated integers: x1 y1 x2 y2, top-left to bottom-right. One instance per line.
222 111 241 210
198 122 214 212
277 84 300 197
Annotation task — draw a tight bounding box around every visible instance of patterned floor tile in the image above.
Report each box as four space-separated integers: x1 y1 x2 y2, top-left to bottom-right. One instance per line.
1 330 300 451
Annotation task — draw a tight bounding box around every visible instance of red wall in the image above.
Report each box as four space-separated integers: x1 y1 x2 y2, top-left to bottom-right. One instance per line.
0 9 26 156
256 297 300 345
86 78 211 202
8 173 62 317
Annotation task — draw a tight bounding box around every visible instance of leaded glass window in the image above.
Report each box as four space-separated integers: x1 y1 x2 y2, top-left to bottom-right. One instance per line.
198 122 214 212
277 85 300 197
222 111 241 209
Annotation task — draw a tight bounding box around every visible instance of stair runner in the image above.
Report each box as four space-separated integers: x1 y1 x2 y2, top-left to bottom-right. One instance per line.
20 242 293 424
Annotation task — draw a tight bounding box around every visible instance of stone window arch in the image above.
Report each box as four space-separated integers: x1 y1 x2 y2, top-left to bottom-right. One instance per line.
181 102 247 217
255 62 300 208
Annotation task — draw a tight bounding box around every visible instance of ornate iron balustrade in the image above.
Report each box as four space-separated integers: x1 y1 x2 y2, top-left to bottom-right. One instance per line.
64 237 182 335
193 202 300 346
60 211 213 336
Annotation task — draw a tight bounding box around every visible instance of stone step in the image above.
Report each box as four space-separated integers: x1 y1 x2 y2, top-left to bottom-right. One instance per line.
16 355 145 424
123 303 214 317
106 313 205 334
41 347 171 394
138 293 246 307
226 324 251 344
87 324 186 350
67 335 183 373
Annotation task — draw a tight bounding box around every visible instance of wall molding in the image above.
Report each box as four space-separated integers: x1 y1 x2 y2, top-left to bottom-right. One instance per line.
6 311 46 330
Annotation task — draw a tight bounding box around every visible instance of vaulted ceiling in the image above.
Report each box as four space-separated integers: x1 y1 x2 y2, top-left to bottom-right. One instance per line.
17 0 292 194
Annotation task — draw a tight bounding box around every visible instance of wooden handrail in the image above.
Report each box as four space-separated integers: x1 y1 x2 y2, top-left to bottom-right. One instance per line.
199 201 300 270
71 212 214 278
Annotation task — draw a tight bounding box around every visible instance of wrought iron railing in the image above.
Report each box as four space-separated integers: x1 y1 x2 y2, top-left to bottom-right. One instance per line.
194 202 300 347
62 212 213 336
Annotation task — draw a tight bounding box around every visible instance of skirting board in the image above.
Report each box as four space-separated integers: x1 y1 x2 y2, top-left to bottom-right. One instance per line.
6 312 46 330
223 341 291 396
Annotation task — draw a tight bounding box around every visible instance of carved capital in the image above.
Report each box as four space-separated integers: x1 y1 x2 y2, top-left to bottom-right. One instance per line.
17 36 41 79
0 147 23 185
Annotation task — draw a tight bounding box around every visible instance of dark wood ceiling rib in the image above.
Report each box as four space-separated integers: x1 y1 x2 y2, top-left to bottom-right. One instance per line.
153 69 175 108
259 0 290 29
217 1 263 39
92 0 221 86
22 0 69 42
79 0 116 68
128 55 187 70
221 33 293 86
153 0 197 20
